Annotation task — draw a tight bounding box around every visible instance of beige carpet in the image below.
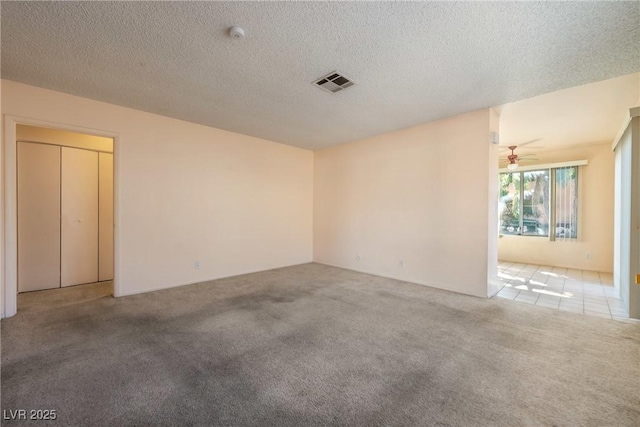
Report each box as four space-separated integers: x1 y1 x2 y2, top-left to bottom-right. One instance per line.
2 263 639 426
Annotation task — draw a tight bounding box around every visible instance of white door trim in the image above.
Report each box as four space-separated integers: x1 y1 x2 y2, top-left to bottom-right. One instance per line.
2 115 121 318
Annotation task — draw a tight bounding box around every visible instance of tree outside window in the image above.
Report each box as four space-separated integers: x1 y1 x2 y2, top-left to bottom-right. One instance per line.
499 166 577 239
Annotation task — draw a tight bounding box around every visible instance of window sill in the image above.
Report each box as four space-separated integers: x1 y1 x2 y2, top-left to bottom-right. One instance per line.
499 234 580 242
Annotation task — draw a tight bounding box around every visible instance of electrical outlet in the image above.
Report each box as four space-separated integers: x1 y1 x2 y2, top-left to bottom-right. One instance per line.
399 260 404 268
194 260 201 269
585 253 591 260
356 255 362 261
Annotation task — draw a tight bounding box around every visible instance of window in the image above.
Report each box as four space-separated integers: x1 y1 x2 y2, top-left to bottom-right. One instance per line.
499 166 578 239
554 167 578 239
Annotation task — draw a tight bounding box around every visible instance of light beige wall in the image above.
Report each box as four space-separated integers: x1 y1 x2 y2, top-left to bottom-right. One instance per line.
498 143 614 272
314 109 496 298
2 80 313 297
17 124 113 152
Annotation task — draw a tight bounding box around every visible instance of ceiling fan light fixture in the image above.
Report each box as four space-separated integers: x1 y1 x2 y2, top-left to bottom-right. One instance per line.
507 163 518 170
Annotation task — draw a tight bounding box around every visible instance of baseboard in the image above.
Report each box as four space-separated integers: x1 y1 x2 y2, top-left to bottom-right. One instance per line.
115 260 314 298
487 287 501 298
313 260 488 298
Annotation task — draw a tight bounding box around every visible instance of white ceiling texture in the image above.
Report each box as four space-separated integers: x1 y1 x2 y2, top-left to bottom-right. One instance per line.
2 1 639 150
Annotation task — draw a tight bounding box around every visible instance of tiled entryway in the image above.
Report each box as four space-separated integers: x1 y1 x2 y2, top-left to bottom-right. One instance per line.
496 261 635 322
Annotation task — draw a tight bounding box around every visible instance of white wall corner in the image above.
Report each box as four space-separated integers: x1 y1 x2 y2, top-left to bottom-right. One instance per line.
2 115 18 318
612 106 640 151
1 79 4 319
487 109 500 297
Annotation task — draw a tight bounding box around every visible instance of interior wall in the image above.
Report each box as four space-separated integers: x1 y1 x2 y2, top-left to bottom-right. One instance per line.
2 80 313 299
498 143 614 272
313 109 496 298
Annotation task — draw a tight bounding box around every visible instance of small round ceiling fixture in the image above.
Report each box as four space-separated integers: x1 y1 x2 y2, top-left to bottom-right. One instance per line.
229 26 245 40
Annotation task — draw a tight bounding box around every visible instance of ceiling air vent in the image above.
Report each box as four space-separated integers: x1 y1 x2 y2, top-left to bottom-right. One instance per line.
313 71 355 94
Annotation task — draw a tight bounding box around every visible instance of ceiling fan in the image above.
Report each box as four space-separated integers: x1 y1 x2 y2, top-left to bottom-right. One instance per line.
500 145 538 170
499 138 541 152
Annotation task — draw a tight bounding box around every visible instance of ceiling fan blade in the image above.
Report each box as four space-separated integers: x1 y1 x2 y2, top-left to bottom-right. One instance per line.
518 154 537 158
519 145 544 150
519 138 541 147
518 158 538 162
499 138 542 152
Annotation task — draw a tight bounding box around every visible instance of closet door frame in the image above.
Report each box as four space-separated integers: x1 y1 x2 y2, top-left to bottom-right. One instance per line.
2 115 120 318
98 152 114 282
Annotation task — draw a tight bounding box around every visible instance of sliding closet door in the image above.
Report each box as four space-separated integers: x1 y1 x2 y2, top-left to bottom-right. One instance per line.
99 153 114 281
17 142 61 292
61 147 99 287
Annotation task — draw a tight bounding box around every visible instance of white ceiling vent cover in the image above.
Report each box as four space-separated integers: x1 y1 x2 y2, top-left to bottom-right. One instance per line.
313 71 355 94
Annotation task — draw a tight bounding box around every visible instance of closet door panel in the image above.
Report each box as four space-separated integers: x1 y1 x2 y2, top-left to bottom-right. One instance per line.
61 147 99 287
17 142 61 292
99 153 114 281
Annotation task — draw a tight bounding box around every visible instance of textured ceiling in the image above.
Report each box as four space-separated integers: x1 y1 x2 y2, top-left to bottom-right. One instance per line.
2 1 639 150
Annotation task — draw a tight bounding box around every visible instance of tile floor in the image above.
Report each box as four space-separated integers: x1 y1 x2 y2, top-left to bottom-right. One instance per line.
496 261 637 322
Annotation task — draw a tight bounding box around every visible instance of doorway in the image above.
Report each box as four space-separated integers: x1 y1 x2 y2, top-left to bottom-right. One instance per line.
3 119 118 317
17 125 113 295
